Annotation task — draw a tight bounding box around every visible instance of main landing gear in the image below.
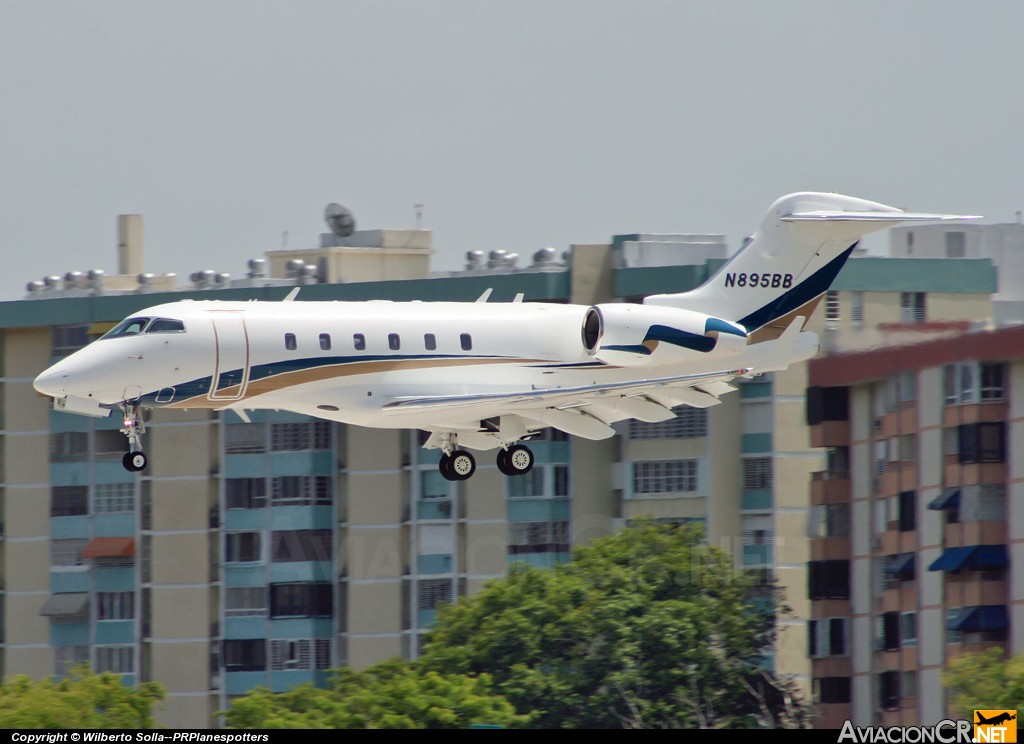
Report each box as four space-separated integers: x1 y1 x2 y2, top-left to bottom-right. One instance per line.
120 403 148 472
436 434 535 482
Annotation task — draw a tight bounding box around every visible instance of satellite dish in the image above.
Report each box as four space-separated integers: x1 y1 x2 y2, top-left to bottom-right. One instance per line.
325 203 356 237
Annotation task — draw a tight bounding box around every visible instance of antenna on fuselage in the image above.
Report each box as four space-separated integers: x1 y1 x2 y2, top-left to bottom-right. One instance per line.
475 288 493 303
283 287 300 302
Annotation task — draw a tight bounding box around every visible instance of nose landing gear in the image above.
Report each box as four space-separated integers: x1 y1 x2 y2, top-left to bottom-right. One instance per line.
120 404 148 472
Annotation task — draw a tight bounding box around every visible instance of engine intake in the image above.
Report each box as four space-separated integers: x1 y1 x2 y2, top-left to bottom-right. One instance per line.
582 304 747 366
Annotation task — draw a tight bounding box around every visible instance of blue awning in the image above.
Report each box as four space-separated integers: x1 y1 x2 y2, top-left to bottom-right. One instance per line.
928 488 961 510
885 553 915 579
929 545 1008 572
948 605 1008 632
929 546 974 572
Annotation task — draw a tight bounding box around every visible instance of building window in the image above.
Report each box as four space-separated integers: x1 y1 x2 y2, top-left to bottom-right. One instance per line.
808 560 850 599
815 677 851 705
945 231 966 258
52 325 90 357
958 422 1006 463
881 611 900 651
225 587 267 617
50 431 88 462
424 333 437 351
808 617 848 657
269 583 332 618
900 292 926 323
388 333 401 351
825 291 840 327
508 520 570 555
629 407 707 439
902 612 917 647
95 646 134 675
879 670 900 710
460 333 473 351
93 483 135 514
353 333 366 351
507 465 570 498
633 460 698 495
225 478 267 509
898 491 916 532
319 333 331 351
902 671 918 700
223 639 266 672
742 457 772 490
51 486 88 517
270 475 332 506
947 607 963 644
51 538 88 567
271 530 332 562
55 645 89 677
225 423 265 453
808 503 850 538
271 421 331 451
270 639 331 671
850 291 864 329
418 579 453 610
225 532 261 563
980 363 1005 401
284 333 297 351
97 591 135 620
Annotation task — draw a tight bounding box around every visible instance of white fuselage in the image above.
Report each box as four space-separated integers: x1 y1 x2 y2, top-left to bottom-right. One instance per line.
33 297 773 435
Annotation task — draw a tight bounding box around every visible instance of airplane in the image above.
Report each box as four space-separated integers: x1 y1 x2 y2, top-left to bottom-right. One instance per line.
32 192 979 480
977 712 1016 726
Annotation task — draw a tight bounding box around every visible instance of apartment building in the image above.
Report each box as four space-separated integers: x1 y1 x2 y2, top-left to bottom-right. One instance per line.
0 214 1003 726
807 324 1024 727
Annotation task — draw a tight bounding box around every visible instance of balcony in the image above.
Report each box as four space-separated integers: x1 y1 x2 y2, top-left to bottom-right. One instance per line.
809 421 850 448
811 471 850 506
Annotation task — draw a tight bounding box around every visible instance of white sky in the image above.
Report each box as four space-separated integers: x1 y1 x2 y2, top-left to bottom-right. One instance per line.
2 1 1022 301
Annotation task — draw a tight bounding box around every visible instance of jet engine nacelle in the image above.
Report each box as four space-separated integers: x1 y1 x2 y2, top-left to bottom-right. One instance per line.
581 304 748 366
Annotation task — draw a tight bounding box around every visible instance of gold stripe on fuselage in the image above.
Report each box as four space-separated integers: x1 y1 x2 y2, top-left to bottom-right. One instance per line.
165 356 550 409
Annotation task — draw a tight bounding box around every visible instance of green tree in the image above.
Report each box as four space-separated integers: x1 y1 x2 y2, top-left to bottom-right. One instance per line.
223 659 527 728
944 647 1024 718
418 520 807 728
0 666 165 728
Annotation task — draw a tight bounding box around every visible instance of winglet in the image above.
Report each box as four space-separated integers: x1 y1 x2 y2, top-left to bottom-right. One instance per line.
283 287 301 302
749 316 817 372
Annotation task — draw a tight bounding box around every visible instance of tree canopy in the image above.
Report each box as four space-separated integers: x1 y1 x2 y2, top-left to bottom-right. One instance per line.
222 659 527 729
0 666 165 728
944 647 1024 718
418 520 806 728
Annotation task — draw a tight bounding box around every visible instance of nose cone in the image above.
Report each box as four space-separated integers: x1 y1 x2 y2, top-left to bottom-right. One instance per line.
34 364 69 398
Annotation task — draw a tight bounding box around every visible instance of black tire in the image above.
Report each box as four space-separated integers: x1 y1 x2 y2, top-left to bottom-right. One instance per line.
123 451 147 472
496 448 513 475
438 453 457 481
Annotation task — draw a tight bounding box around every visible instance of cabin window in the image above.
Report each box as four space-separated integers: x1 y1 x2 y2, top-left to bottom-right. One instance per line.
319 333 331 351
388 333 401 351
102 317 151 339
424 333 437 351
460 333 472 351
147 318 186 333
353 333 366 351
284 333 297 351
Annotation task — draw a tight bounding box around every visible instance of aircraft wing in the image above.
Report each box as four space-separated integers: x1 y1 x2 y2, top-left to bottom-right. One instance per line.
381 366 751 440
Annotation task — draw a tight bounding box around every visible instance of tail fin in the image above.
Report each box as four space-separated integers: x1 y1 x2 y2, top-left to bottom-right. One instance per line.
644 192 980 341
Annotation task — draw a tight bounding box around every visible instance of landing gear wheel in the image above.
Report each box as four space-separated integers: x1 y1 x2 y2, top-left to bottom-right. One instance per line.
448 450 476 480
498 444 534 476
439 453 456 481
123 451 147 472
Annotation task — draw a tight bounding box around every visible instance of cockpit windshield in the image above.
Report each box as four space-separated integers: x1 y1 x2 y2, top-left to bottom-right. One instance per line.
101 317 186 339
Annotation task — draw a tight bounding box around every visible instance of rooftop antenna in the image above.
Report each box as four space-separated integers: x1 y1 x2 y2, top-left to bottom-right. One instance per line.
414 203 424 229
282 230 288 249
325 203 356 237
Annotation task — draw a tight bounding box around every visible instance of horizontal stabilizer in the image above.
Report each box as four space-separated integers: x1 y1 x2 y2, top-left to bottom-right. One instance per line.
783 210 981 223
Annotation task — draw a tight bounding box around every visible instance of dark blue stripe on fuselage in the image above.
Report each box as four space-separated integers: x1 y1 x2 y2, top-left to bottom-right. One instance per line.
644 324 716 353
737 243 857 332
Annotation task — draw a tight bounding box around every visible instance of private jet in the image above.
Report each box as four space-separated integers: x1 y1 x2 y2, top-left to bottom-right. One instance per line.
33 192 978 480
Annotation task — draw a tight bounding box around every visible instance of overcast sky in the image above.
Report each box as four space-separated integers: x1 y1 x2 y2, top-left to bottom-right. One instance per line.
2 1 1022 301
